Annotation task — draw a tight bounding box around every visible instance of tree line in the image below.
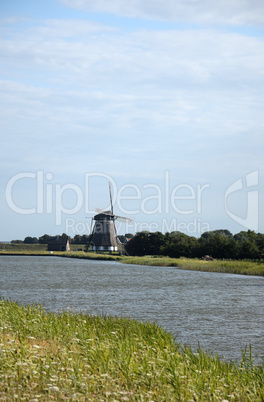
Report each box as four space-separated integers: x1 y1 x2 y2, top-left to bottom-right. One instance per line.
11 229 264 260
124 230 264 260
12 233 134 245
12 234 91 245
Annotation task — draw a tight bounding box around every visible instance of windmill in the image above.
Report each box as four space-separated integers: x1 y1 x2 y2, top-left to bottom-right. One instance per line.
89 182 132 252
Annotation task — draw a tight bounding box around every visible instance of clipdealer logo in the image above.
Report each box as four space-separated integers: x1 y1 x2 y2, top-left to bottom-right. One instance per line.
5 170 260 233
5 171 210 229
224 170 259 232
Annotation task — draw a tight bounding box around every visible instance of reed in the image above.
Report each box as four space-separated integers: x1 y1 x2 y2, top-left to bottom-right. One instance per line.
0 299 263 401
0 243 47 252
1 248 264 276
120 256 264 276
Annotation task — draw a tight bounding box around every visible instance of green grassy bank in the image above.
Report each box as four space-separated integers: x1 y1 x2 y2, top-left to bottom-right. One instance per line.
0 243 47 252
0 299 263 401
58 252 264 276
1 245 264 276
120 256 264 277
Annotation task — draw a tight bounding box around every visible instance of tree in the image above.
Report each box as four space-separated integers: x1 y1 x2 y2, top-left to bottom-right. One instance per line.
234 230 257 244
224 237 239 259
256 233 264 259
240 240 259 259
161 232 197 258
196 236 207 257
72 235 82 244
71 235 91 244
206 233 229 259
213 229 233 238
117 235 126 244
146 232 165 255
125 233 134 239
125 231 151 256
234 230 259 259
24 236 38 244
38 234 51 244
200 230 239 259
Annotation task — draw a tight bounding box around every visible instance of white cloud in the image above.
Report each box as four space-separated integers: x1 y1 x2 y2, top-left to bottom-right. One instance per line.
2 20 264 93
32 18 116 39
1 19 264 165
60 0 264 26
1 15 264 218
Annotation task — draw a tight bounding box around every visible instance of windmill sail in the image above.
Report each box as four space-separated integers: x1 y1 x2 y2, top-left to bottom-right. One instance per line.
109 182 114 214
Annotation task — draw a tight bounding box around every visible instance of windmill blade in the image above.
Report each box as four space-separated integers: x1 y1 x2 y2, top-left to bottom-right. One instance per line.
95 207 107 214
85 218 94 249
95 207 113 215
109 182 114 214
90 218 94 235
115 215 133 222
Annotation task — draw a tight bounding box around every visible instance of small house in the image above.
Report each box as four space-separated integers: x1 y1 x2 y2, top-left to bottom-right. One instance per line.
47 235 70 252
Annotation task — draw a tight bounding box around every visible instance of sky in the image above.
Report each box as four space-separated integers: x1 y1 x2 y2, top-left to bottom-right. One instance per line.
1 0 264 241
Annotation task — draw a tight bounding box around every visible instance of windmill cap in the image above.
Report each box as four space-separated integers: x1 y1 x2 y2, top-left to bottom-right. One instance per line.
94 211 115 220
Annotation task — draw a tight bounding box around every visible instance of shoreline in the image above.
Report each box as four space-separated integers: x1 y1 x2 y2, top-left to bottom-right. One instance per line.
1 251 264 276
1 298 263 400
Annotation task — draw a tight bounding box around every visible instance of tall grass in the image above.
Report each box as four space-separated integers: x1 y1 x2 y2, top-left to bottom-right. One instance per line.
120 256 264 276
0 243 47 252
174 258 264 276
1 246 264 276
0 299 263 401
1 248 263 398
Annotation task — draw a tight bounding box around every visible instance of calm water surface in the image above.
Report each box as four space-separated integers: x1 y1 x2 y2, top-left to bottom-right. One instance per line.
0 256 263 363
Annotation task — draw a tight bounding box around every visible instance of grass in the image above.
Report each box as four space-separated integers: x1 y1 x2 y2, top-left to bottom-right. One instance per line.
0 299 263 401
0 243 47 252
172 258 264 276
1 245 264 276
120 256 264 276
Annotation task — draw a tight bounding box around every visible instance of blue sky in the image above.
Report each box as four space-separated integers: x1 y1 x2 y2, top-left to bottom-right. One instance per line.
1 0 264 241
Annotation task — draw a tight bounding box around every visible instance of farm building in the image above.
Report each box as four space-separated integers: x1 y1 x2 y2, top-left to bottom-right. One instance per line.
47 235 70 252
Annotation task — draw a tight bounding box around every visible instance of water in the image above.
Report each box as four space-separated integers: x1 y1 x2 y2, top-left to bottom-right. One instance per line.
0 255 263 363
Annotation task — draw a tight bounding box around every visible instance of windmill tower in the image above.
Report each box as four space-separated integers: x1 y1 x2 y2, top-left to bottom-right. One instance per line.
89 183 132 252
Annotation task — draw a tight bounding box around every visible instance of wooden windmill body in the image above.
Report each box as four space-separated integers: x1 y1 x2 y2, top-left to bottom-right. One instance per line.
90 183 132 252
